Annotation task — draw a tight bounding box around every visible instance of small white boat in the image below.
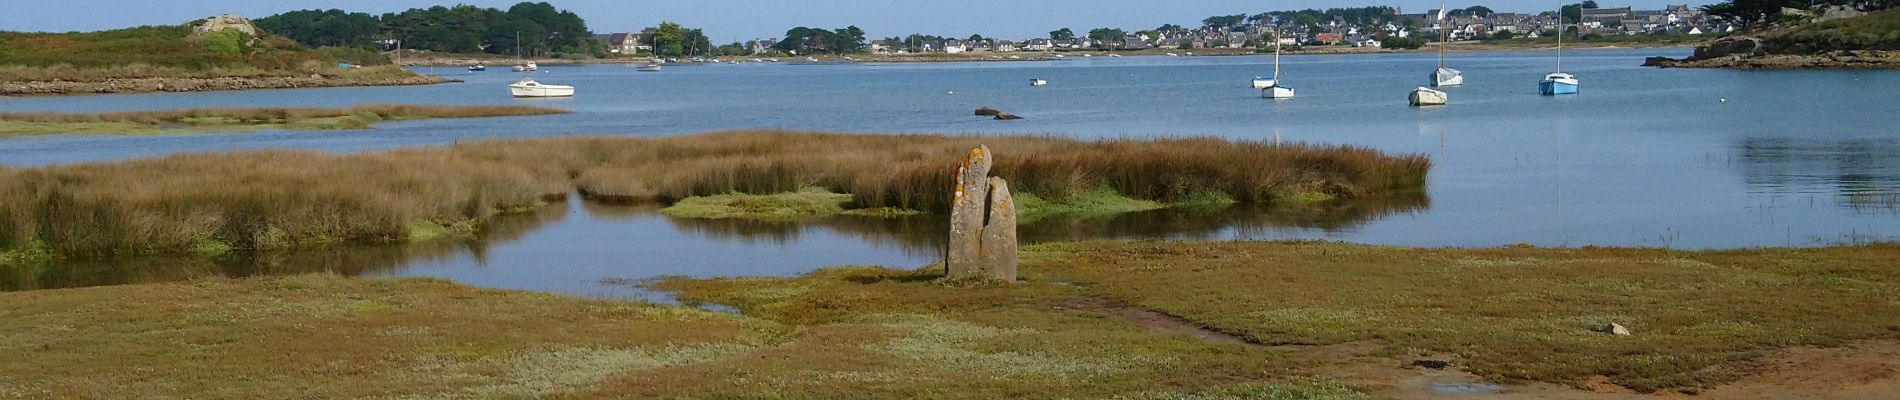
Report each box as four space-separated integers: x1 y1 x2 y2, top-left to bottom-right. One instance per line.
509 78 574 98
468 64 487 72
1433 67 1465 87
1030 79 1048 87
1108 54 1123 58
638 63 662 72
1409 87 1448 106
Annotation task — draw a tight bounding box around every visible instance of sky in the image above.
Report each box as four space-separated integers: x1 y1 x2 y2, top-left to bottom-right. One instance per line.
6 1 1714 42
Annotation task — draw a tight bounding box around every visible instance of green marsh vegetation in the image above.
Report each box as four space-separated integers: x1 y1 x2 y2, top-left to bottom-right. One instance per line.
0 104 569 136
10 241 1897 397
0 131 1428 263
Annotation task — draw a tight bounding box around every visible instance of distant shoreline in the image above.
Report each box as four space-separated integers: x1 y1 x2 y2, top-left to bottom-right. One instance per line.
397 41 1699 67
0 72 450 97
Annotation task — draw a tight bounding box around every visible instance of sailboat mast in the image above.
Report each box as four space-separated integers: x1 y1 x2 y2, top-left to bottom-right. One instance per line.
1438 2 1447 69
1272 27 1281 80
1556 1 1565 72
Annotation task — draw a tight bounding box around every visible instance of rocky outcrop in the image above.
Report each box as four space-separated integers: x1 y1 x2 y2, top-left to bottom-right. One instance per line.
993 113 1022 120
1646 49 1900 70
0 75 449 96
193 14 259 37
974 107 1001 116
946 145 1018 282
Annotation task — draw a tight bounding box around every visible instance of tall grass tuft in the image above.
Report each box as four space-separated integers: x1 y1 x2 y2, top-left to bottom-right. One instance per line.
0 131 1429 257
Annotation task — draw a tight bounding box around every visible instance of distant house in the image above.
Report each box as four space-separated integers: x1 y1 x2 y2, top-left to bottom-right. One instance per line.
1026 38 1053 51
745 39 777 55
1117 36 1147 49
606 33 640 54
1348 35 1382 48
943 39 967 54
1582 7 1635 21
995 40 1017 52
1313 32 1343 45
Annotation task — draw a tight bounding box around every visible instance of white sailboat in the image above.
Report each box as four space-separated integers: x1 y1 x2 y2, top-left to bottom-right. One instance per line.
638 63 662 72
1540 2 1580 95
507 33 572 98
1030 78 1047 87
1255 26 1295 99
1431 4 1464 87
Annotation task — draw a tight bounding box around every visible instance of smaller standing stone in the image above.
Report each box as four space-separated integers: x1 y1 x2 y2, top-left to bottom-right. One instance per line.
1605 323 1632 336
979 177 1018 281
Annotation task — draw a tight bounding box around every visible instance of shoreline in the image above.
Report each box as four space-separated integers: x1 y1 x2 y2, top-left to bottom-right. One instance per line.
395 42 1698 67
0 74 452 97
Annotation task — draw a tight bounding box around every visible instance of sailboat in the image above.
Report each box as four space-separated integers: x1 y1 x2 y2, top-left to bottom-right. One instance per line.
1540 2 1580 95
507 33 573 98
1254 26 1295 99
1431 4 1464 87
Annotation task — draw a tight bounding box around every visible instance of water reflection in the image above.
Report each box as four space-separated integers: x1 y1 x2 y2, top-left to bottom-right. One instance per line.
1738 138 1900 214
4 193 1425 295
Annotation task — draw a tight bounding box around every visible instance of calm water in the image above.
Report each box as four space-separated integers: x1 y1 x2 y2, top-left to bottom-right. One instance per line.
4 48 1897 297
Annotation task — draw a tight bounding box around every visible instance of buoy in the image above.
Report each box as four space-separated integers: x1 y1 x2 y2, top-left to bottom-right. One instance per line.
947 91 955 95
1719 98 1727 103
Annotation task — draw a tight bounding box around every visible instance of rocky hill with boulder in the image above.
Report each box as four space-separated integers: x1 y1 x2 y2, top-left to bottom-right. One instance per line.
1646 7 1900 70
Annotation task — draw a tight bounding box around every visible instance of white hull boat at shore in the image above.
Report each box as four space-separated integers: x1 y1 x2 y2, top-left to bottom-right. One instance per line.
509 78 574 98
638 64 662 72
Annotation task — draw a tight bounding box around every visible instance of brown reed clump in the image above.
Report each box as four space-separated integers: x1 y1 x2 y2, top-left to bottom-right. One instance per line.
0 131 1429 257
0 104 568 126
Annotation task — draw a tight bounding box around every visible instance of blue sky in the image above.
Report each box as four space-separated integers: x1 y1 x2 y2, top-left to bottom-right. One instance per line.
7 1 1712 42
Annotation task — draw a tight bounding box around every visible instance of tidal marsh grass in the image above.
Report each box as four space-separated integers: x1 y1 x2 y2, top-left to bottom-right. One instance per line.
0 131 1428 258
0 104 568 136
0 104 566 125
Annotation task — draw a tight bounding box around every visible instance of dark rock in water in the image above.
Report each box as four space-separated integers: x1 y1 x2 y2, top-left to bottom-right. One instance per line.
1411 359 1450 370
993 113 1022 120
974 107 1001 116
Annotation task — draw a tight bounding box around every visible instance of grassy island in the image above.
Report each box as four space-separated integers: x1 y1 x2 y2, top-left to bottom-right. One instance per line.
4 241 1898 398
0 104 569 136
0 20 444 95
0 131 1428 262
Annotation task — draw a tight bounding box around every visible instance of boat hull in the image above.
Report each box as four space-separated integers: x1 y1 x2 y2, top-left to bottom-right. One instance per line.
1432 68 1464 87
509 84 575 98
1539 78 1579 95
1252 78 1275 90
1409 87 1448 106
1263 86 1295 99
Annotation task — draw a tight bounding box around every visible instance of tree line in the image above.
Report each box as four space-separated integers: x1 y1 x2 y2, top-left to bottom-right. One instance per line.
254 2 599 58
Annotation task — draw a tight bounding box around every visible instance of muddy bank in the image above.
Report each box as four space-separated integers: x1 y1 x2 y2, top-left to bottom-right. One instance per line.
1646 49 1900 70
0 74 452 96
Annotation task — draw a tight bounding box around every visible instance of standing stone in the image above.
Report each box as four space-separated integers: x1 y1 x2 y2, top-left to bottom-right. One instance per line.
979 177 1018 281
946 145 1018 282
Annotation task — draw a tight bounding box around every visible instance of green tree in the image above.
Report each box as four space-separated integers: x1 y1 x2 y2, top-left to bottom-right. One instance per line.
1463 6 1495 18
653 21 687 57
1050 28 1075 41
1201 14 1247 28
